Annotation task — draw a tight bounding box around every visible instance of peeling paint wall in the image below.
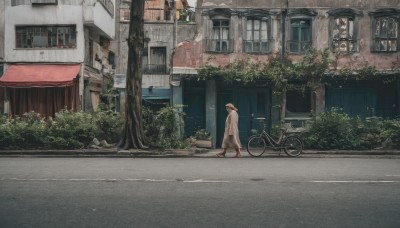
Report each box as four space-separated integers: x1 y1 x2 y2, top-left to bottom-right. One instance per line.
173 0 400 71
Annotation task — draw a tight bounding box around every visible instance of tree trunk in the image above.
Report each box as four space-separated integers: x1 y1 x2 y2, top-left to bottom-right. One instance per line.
118 0 147 149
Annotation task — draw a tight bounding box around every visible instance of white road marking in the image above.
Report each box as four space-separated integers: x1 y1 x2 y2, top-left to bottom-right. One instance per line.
1 178 399 183
183 179 231 183
0 178 231 183
311 180 400 183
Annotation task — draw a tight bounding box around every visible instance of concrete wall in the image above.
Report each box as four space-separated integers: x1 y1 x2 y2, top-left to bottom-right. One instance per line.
177 22 197 43
83 0 116 39
4 1 85 63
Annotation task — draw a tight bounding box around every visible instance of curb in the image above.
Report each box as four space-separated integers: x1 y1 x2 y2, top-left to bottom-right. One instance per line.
0 148 400 157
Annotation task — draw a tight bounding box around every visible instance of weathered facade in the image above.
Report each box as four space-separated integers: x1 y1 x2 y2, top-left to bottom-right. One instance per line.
172 0 400 147
115 0 195 112
0 0 116 116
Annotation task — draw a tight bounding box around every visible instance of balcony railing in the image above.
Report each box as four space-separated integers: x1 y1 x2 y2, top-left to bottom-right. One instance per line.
243 39 273 53
287 41 312 53
204 39 233 53
144 8 172 21
144 64 167 74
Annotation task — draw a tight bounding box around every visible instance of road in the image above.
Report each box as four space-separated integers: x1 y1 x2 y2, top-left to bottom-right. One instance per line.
0 157 399 228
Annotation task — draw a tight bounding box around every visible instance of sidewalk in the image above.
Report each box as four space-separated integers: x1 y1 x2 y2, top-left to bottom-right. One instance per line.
1 147 400 157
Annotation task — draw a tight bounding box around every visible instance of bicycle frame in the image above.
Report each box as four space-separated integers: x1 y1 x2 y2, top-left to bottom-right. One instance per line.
259 128 287 150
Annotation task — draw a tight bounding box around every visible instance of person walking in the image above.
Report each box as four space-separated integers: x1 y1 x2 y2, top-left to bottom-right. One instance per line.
217 103 242 158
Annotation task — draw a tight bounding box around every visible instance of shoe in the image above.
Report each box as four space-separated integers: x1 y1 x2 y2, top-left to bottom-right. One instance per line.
234 154 242 158
216 153 225 158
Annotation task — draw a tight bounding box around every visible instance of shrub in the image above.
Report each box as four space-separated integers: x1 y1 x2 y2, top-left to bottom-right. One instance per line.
0 109 122 150
0 112 47 149
377 119 400 149
93 110 123 143
143 105 188 150
305 108 359 149
44 110 99 149
193 129 211 140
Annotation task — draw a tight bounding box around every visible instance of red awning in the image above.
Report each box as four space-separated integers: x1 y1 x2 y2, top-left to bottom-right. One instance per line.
0 64 81 88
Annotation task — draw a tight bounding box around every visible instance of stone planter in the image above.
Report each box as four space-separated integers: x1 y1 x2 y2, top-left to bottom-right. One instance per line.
195 139 212 149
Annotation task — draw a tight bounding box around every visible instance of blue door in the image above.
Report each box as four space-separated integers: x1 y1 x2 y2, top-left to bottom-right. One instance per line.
326 81 397 118
216 82 271 147
183 80 206 137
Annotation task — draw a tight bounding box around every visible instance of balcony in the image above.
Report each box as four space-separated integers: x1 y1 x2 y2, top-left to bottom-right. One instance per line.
83 0 115 39
144 8 172 22
287 41 312 54
243 40 273 53
144 64 168 74
204 39 233 53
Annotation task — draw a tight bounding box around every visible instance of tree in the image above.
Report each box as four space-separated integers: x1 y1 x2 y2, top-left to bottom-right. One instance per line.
118 0 148 149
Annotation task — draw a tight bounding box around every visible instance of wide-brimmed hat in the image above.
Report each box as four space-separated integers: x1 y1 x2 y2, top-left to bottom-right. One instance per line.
225 103 238 111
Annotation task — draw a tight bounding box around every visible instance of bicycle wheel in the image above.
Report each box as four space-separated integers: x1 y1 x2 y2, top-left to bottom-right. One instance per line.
283 135 303 157
247 135 267 157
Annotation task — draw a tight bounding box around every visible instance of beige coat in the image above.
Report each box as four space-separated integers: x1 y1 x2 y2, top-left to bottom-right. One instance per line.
221 110 242 149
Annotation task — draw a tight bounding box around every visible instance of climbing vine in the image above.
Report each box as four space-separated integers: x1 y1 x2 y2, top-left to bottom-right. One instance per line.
194 49 399 92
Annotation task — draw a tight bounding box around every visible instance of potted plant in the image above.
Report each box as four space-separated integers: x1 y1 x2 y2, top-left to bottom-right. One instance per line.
193 129 212 148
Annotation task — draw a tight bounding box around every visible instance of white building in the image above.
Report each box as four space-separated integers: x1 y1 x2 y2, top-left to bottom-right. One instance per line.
0 0 116 116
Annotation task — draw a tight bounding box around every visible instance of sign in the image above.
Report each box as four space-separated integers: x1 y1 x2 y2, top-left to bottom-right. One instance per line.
114 74 126 89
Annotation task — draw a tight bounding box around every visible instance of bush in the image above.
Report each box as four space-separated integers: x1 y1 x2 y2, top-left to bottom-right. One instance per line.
143 105 188 150
94 110 123 143
44 110 99 149
378 119 400 149
0 112 47 149
193 129 211 140
305 108 359 149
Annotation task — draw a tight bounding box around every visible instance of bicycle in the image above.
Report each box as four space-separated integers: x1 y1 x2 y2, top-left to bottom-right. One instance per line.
246 117 303 157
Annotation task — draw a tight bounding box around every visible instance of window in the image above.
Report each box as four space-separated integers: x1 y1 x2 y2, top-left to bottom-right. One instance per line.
16 25 76 49
286 87 312 117
244 18 270 53
120 9 130 22
332 17 355 52
203 8 233 53
328 8 362 53
209 19 230 52
289 19 312 53
144 47 167 74
372 16 398 52
286 9 316 54
369 9 400 52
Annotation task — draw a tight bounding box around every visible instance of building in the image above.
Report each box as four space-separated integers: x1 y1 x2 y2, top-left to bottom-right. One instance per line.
115 0 195 112
171 0 400 147
0 1 5 112
0 0 116 117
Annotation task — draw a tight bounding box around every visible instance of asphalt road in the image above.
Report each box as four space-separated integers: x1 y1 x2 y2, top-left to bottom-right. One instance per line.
0 157 399 228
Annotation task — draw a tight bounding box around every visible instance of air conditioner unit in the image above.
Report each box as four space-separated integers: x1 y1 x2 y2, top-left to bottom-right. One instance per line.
31 0 58 4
